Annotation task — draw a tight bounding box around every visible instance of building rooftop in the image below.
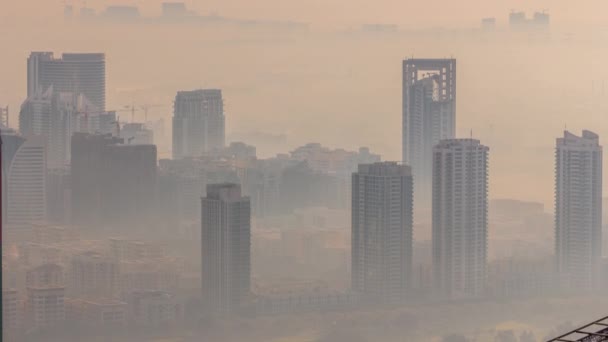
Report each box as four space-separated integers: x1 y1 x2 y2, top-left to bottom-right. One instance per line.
547 315 608 341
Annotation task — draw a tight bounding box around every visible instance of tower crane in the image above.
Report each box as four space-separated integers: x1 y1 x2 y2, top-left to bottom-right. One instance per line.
139 104 167 123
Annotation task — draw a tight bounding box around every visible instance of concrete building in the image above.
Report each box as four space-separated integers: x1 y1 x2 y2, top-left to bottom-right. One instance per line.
66 298 127 327
290 143 381 175
19 85 105 169
102 5 140 21
126 290 182 326
172 89 225 159
26 263 65 288
25 264 66 331
402 59 456 203
509 11 550 31
1 127 26 225
433 139 488 299
161 2 194 18
70 133 157 229
46 168 71 224
69 251 119 298
509 11 527 30
255 291 357 316
555 130 602 291
481 18 496 31
214 141 257 160
27 52 106 111
3 289 22 337
26 287 66 330
351 162 413 303
120 122 154 145
109 238 165 261
201 183 250 314
6 135 47 228
70 133 121 226
119 260 180 296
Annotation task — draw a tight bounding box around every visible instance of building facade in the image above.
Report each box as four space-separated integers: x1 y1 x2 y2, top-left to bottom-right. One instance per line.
1 127 26 225
19 85 107 169
351 162 413 303
6 135 47 228
201 183 250 314
402 59 456 203
26 287 66 331
172 89 225 159
432 139 488 299
70 133 157 229
27 52 106 111
555 130 602 291
69 251 120 298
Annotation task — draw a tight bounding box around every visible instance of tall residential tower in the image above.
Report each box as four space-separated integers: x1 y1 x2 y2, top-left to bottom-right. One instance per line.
201 183 250 314
351 162 413 303
555 130 602 291
433 139 488 299
402 59 456 202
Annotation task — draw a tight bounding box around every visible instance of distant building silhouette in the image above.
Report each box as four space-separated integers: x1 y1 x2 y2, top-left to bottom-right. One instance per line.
555 130 602 291
27 52 106 111
172 89 225 159
509 11 527 30
351 162 413 303
509 11 550 31
481 18 496 31
102 6 140 21
433 139 488 299
402 59 456 203
201 183 250 314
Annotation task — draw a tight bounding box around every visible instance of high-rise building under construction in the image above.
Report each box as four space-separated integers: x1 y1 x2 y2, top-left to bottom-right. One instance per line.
27 52 106 111
402 58 456 202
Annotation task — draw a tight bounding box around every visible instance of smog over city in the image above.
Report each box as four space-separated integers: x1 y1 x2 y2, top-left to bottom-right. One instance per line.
2 1 608 341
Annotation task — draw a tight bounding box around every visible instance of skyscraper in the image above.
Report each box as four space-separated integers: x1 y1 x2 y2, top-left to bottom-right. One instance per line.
433 139 488 299
555 130 602 291
351 162 413 303
19 86 100 169
201 183 250 314
27 52 106 111
402 59 456 202
172 89 225 159
6 135 47 228
1 127 27 225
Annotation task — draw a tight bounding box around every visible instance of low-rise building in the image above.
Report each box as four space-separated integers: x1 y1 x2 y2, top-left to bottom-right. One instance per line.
126 290 182 326
66 298 127 327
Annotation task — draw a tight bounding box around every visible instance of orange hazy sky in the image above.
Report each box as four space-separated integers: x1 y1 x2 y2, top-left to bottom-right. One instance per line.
4 1 608 207
3 0 607 29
